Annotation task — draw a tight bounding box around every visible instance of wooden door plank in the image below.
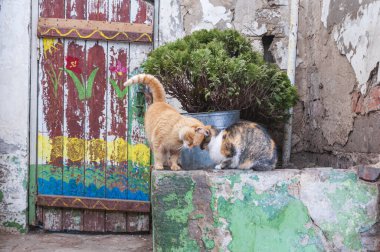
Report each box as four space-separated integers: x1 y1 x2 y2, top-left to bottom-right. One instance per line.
109 0 130 23
83 0 108 200
61 0 87 231
126 0 153 232
39 0 65 18
83 210 105 232
105 0 131 232
38 18 152 34
37 206 44 226
37 39 65 194
37 195 150 212
106 212 127 232
130 0 153 24
106 0 130 200
88 0 108 21
127 0 152 202
126 212 149 232
82 0 108 232
126 64 151 202
106 45 129 199
63 41 87 197
62 209 83 231
38 0 66 231
84 40 108 199
66 0 87 19
43 207 63 231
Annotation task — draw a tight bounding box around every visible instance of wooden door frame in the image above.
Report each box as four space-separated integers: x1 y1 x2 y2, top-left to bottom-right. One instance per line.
28 0 39 226
28 0 159 227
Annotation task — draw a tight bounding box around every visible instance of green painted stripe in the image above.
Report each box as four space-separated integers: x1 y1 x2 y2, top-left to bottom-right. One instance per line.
28 164 37 226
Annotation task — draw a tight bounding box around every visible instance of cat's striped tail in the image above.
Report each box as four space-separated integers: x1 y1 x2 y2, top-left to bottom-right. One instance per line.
123 74 166 103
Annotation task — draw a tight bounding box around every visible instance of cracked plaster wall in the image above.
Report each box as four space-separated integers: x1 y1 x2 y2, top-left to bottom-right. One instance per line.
158 0 291 108
292 0 380 168
159 0 380 168
0 0 31 233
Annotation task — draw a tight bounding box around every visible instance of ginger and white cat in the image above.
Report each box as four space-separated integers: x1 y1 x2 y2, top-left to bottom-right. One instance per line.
124 74 209 171
201 121 277 171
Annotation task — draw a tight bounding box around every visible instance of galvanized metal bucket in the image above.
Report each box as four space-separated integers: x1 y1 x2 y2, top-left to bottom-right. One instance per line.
180 110 240 170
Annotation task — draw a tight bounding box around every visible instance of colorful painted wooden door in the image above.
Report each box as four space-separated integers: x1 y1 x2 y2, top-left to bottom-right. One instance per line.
30 0 153 232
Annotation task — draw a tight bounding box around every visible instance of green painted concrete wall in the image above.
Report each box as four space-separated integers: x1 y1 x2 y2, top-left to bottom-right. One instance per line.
152 168 379 251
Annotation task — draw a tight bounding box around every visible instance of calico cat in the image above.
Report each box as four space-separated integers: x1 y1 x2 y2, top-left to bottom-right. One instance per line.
124 74 210 171
201 121 277 171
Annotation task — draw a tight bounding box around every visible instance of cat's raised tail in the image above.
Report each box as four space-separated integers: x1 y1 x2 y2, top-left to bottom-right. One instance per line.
124 74 166 103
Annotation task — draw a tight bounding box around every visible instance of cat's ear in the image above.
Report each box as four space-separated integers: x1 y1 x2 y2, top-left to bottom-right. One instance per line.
195 127 210 137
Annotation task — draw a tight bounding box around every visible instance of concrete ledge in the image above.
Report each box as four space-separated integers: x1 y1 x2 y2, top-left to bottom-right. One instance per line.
152 168 379 251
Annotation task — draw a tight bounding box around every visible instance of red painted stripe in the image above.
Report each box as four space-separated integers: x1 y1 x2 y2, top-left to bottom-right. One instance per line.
66 42 86 141
109 49 128 137
40 0 65 18
86 44 107 140
134 0 147 24
109 0 130 23
88 0 108 21
41 39 64 166
66 0 87 19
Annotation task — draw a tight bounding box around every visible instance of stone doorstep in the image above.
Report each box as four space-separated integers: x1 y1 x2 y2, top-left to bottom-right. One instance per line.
151 168 379 252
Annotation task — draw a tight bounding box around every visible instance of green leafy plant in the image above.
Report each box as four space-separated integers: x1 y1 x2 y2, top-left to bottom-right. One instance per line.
143 29 298 124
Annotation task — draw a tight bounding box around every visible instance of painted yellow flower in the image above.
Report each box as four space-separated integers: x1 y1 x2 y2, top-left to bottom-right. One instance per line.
42 38 61 57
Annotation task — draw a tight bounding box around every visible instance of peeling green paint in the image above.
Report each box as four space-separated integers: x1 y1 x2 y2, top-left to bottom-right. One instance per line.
215 182 323 252
152 170 378 252
163 192 178 203
3 221 26 233
321 171 377 250
193 214 204 219
165 190 194 223
153 175 199 252
22 175 27 190
328 169 357 183
0 190 3 202
226 174 241 187
202 236 215 250
251 175 259 181
28 164 37 225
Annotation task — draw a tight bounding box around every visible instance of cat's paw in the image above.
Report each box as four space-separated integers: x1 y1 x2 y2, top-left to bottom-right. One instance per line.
214 164 222 170
154 164 164 170
170 164 182 171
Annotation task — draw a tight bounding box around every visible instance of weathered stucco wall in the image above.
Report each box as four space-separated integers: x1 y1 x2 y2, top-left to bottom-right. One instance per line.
291 0 380 168
0 0 32 233
159 0 289 62
158 0 290 109
158 0 380 168
152 169 380 251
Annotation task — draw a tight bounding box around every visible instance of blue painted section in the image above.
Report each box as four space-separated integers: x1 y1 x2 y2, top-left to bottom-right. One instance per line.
62 179 85 196
85 183 106 198
106 164 128 199
128 190 149 201
107 187 128 200
84 165 105 198
38 177 149 201
62 165 85 197
38 177 62 195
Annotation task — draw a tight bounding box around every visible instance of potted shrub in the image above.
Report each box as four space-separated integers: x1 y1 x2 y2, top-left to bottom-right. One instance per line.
142 29 298 169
